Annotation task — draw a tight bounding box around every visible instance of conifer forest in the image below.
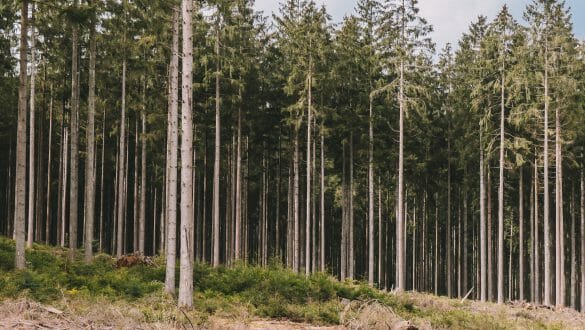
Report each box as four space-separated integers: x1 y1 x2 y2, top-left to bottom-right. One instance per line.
2 0 585 318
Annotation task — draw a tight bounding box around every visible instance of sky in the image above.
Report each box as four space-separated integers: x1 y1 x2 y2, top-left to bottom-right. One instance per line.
254 0 585 51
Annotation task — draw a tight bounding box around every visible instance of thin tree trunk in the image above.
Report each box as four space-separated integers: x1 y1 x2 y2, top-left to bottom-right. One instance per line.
45 86 53 244
480 129 486 301
571 186 576 308
320 133 325 272
488 167 493 301
235 88 242 260
139 111 146 253
99 107 106 252
447 118 452 298
397 58 405 292
14 0 28 269
293 129 299 273
378 177 383 287
84 4 97 261
349 133 354 279
530 164 535 302
305 61 312 276
341 140 347 280
60 126 69 248
543 32 551 307
164 6 179 294
497 64 505 304
178 0 194 307
116 17 127 257
69 0 80 256
535 155 540 304
434 193 438 295
555 77 564 309
27 5 36 248
368 94 374 285
573 168 585 312
519 168 524 301
212 17 221 267
133 120 139 252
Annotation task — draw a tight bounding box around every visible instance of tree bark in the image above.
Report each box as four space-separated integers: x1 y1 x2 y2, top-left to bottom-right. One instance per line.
570 186 576 308
497 63 505 304
45 86 53 244
139 111 146 253
84 3 97 261
27 5 36 248
178 0 194 308
573 168 585 312
320 133 325 272
293 130 299 273
14 0 29 270
164 6 179 294
535 155 540 304
543 31 551 307
519 168 524 301
212 15 221 267
305 60 312 276
480 129 486 301
69 0 80 257
397 58 405 292
368 94 374 285
235 88 242 260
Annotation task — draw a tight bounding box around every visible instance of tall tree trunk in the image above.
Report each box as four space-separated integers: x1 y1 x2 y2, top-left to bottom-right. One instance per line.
14 0 29 270
397 58 405 292
27 5 36 248
571 186 576 308
488 167 493 301
212 17 221 267
133 120 139 252
519 168 524 301
497 65 505 304
84 4 97 262
368 94 374 285
447 120 452 298
341 140 347 280
555 80 564 309
480 129 486 301
543 32 551 307
293 130 300 273
534 155 540 304
434 192 438 295
164 6 179 294
60 126 69 248
349 133 354 279
46 86 54 244
116 62 127 256
98 107 106 252
573 168 585 312
69 0 80 257
178 0 194 307
235 89 242 260
530 164 535 302
139 111 146 253
378 177 384 287
320 133 325 272
305 62 312 276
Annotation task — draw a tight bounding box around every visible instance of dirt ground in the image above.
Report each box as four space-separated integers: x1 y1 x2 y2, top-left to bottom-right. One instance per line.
2 294 585 329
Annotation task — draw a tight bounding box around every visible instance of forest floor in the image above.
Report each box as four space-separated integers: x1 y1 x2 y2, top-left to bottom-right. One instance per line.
0 237 584 329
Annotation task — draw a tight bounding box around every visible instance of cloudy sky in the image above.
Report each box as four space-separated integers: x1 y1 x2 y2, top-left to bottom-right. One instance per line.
254 0 585 51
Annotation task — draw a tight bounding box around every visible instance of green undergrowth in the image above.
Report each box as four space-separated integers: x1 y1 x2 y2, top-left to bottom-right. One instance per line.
0 237 564 328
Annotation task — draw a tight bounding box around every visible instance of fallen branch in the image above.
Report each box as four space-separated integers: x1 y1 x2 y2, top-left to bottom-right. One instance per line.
461 287 474 303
